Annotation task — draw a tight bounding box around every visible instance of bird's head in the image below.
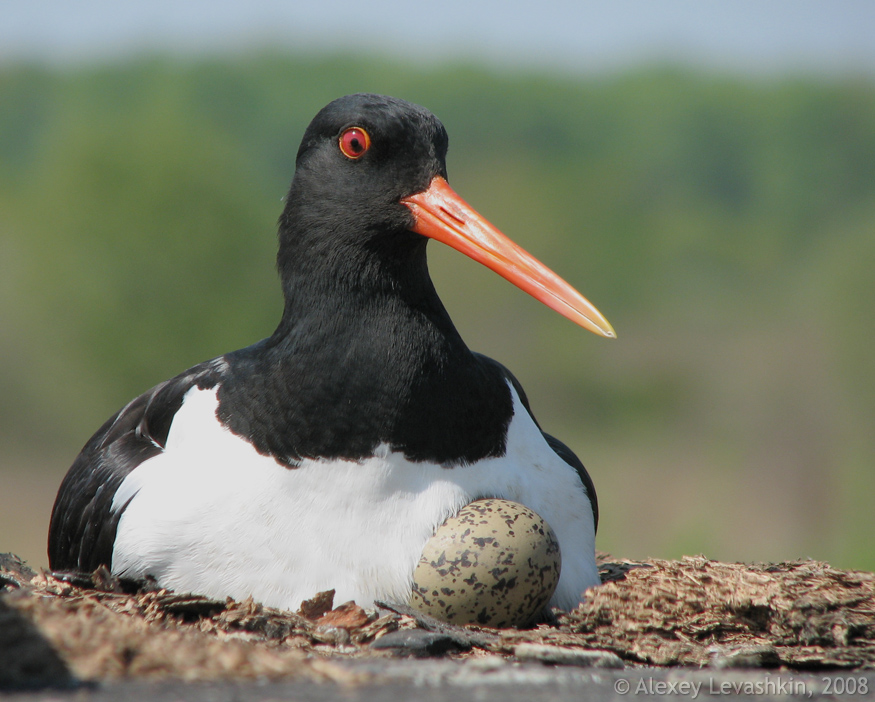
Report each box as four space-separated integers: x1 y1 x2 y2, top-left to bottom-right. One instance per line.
279 93 615 339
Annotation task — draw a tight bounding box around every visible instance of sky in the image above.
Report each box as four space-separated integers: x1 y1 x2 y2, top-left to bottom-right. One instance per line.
2 0 875 76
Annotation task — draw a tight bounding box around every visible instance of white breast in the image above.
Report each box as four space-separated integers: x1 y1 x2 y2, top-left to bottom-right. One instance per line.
111 383 599 611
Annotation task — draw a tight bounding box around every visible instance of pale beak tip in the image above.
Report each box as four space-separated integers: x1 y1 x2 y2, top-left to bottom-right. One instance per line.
580 309 616 339
593 323 617 340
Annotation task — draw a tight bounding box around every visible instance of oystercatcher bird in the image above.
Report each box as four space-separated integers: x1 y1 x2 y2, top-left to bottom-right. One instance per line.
48 94 615 611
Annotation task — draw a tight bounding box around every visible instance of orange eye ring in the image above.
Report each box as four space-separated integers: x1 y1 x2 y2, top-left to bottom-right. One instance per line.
339 127 371 160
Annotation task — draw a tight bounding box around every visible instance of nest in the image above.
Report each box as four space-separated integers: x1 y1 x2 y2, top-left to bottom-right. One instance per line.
2 551 874 688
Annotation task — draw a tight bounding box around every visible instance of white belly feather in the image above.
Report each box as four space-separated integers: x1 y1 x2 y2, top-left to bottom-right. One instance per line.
111 383 599 611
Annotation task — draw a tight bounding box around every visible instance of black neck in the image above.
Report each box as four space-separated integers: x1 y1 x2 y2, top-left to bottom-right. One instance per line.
216 218 513 467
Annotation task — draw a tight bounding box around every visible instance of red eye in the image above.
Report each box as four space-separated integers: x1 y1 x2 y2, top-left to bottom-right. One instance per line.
339 127 371 159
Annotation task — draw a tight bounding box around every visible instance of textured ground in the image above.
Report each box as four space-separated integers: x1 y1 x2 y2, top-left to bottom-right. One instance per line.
2 551 874 690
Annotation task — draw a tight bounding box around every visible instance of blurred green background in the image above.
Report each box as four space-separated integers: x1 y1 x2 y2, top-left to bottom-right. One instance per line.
2 4 874 574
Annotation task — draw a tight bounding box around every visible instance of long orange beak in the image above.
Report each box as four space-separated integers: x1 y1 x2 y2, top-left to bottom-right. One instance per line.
402 176 616 338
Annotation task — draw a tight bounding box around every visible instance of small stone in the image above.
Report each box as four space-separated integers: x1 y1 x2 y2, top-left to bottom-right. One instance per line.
707 644 780 669
513 643 624 668
370 629 466 657
312 625 351 646
464 654 508 671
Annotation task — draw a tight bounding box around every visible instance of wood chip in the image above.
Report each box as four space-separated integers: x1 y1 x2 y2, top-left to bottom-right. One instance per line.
317 601 370 630
298 589 335 620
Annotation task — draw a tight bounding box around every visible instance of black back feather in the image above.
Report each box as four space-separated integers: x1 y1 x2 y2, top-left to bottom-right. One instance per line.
47 360 225 571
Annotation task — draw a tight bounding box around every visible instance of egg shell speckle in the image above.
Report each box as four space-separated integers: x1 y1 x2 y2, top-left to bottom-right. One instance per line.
408 498 561 628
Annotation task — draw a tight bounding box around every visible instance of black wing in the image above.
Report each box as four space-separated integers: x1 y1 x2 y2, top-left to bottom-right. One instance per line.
47 359 226 572
541 432 598 534
473 353 599 534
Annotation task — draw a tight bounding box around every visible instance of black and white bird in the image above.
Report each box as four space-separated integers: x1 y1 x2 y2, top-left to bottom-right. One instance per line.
48 94 615 612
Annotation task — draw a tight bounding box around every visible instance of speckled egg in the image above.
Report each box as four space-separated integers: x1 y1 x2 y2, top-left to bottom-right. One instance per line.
408 498 561 628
